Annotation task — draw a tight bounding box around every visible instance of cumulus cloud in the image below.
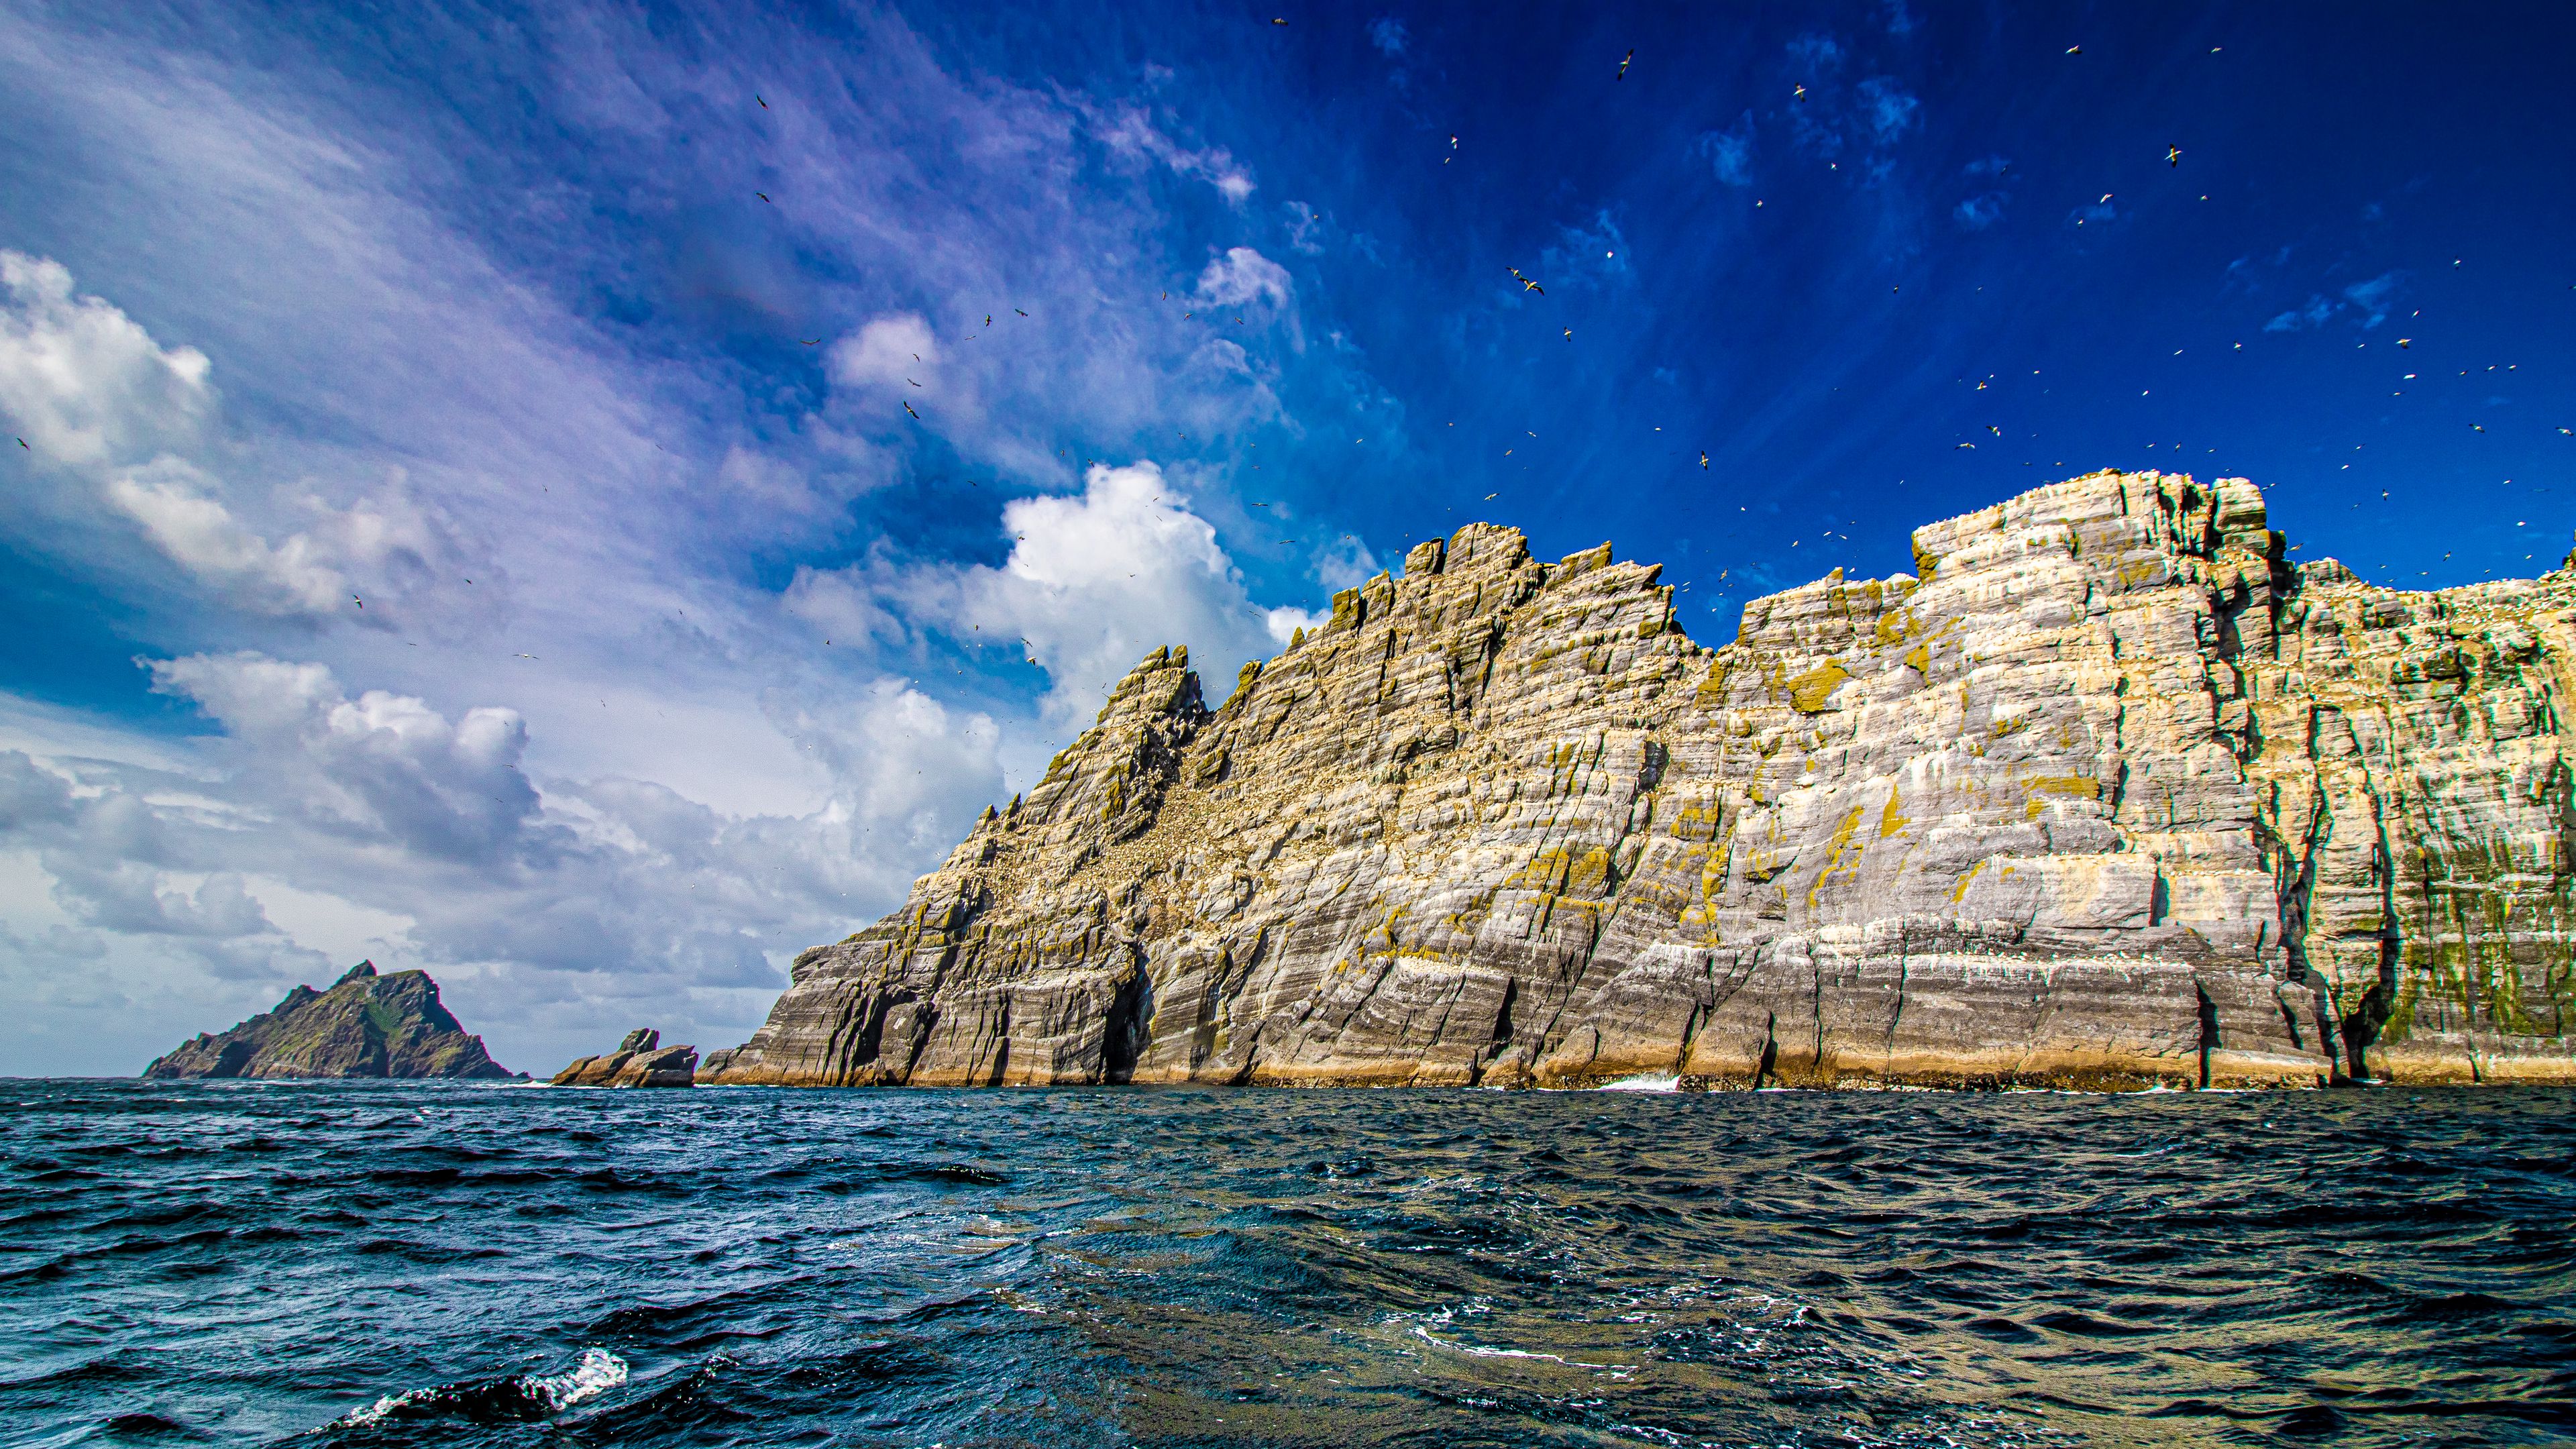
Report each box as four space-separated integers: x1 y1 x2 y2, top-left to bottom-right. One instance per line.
0 250 213 466
0 649 1010 1068
788 462 1292 727
828 313 942 392
0 4 1409 1073
1368 17 1408 57
150 651 544 863
0 252 474 626
109 458 349 617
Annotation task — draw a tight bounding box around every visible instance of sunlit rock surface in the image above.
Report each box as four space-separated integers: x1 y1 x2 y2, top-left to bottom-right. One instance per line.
705 472 2576 1089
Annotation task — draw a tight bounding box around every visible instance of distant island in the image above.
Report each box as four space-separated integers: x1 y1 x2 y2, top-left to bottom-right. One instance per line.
702 471 2576 1090
144 961 517 1079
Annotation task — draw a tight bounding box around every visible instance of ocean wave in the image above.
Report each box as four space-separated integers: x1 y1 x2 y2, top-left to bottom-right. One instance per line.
335 1348 626 1427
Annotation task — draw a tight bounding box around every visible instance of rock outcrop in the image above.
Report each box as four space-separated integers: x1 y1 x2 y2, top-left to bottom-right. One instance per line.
144 962 517 1079
705 472 2576 1089
551 1029 697 1087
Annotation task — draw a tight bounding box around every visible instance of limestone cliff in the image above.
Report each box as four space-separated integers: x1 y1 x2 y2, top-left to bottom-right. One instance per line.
144 962 517 1079
706 472 2576 1089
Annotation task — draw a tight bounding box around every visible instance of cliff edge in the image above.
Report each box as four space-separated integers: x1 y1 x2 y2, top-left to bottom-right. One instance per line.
144 962 517 1079
706 471 2576 1089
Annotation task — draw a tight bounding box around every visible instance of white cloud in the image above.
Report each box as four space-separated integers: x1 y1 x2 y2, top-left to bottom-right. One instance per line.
1265 605 1326 645
1093 106 1254 203
1310 533 1382 593
150 651 542 861
828 313 942 392
0 5 1409 1073
962 462 1280 724
0 249 212 466
1368 17 1409 57
109 457 350 617
789 462 1295 727
1193 246 1294 310
0 647 1013 1071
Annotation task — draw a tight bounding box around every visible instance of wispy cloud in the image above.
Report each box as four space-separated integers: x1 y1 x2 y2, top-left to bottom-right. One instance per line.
1697 115 1758 186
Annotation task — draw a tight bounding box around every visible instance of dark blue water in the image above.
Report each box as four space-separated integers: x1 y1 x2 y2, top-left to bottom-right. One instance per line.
3 1081 2571 1448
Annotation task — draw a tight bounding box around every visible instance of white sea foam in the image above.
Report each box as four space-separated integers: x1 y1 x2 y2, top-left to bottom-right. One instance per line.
1595 1073 1680 1092
527 1348 629 1409
337 1348 627 1426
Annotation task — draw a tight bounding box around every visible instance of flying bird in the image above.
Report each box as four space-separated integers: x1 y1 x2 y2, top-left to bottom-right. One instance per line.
1617 49 1633 80
1699 451 1709 468
800 338 819 345
757 192 771 202
1987 425 2002 435
904 401 921 419
2065 44 2082 54
1271 15 1285 23
1956 442 1977 449
757 96 767 109
14 438 23 448
2398 337 2412 348
1562 327 1572 339
515 653 537 659
2166 144 2182 166
1014 308 1028 316
1511 266 1543 293
1792 84 1807 101
907 378 922 387
1485 492 1497 500
352 595 363 609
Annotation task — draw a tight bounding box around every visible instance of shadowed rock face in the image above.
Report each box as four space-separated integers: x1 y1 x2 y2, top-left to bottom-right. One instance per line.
144 962 517 1079
705 472 2576 1090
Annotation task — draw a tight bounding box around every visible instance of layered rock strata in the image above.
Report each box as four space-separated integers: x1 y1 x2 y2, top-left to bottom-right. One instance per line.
552 1029 698 1087
145 962 517 1079
706 472 2576 1089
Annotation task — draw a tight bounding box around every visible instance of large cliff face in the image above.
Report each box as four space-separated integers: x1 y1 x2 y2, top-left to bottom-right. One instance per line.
705 472 2576 1089
144 962 517 1079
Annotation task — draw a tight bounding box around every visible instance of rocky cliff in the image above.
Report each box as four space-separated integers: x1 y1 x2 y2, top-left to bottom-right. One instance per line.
144 962 517 1079
705 472 2576 1090
552 1028 698 1087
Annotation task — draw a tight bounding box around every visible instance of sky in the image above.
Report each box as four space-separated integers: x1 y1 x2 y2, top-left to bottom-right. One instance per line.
3 1 2571 1076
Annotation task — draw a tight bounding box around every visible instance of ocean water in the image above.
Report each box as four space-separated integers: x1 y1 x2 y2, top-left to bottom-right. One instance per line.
3 1081 2571 1448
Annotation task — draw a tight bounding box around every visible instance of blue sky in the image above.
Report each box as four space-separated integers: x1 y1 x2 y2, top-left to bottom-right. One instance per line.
3 1 2571 1075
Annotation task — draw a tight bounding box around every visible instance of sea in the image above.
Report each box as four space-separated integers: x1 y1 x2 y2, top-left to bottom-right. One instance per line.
2 1079 2570 1448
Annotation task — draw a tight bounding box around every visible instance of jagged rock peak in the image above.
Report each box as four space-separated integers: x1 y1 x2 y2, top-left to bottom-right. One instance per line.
706 470 2576 1091
144 965 517 1080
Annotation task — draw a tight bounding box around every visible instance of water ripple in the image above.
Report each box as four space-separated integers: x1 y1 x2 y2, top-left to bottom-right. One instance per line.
0 1081 2570 1446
